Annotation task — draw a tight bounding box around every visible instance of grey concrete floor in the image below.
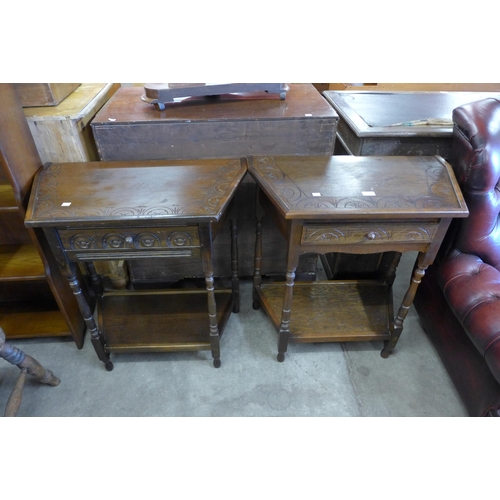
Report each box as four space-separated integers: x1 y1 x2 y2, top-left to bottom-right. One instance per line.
0 252 468 417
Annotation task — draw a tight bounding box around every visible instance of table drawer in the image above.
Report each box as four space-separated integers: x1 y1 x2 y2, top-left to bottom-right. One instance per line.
301 222 438 245
58 226 200 259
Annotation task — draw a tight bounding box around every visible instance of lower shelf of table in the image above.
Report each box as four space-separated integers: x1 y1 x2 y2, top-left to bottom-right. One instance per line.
256 281 393 343
97 288 234 352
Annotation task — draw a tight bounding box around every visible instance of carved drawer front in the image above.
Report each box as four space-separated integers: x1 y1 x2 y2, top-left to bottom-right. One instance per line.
58 226 200 259
301 222 439 245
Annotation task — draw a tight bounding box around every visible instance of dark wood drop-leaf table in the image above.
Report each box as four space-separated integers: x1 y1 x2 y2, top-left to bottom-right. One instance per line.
248 155 468 362
25 158 247 370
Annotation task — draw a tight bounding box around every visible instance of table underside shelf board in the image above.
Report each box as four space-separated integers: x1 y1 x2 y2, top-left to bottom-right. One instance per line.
256 281 393 343
97 288 234 353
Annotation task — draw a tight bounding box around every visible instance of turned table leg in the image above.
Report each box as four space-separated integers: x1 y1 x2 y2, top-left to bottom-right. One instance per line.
44 228 113 371
381 257 428 358
277 267 297 362
67 271 113 371
230 219 240 314
200 224 221 368
252 216 263 310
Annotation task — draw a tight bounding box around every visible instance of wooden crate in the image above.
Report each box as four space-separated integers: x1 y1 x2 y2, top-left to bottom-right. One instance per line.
23 83 120 163
14 83 80 107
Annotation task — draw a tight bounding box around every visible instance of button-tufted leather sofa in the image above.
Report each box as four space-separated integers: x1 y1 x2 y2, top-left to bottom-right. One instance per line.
414 97 500 417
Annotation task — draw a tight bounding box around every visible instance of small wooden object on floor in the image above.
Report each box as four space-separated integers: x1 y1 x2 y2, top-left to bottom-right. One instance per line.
0 327 60 417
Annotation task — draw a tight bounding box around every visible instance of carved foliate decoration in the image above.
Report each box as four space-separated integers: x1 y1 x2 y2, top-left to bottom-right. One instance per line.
62 227 199 251
254 156 454 213
32 160 244 220
301 224 437 245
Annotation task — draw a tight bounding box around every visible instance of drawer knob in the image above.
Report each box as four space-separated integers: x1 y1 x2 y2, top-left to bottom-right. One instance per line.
366 232 377 240
125 236 134 244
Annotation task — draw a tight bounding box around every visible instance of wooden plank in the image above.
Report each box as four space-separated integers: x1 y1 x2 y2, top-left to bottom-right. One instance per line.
0 184 17 209
0 244 45 279
14 83 80 107
0 305 70 338
23 83 120 163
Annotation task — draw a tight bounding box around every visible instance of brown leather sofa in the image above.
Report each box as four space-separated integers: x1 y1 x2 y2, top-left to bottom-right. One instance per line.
414 97 500 417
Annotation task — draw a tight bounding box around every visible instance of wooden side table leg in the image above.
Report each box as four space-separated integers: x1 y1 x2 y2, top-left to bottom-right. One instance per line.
381 258 428 358
230 219 240 313
43 228 113 371
200 224 221 368
85 261 103 295
383 251 402 287
252 217 263 310
277 267 296 362
67 272 113 371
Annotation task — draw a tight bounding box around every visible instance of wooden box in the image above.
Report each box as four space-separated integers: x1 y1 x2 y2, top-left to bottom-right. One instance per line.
91 83 339 160
14 83 80 107
90 84 338 281
324 90 500 157
23 83 120 163
326 83 500 92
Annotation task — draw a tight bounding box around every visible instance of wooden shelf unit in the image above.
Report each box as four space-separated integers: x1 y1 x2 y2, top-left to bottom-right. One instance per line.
0 84 86 345
0 183 70 339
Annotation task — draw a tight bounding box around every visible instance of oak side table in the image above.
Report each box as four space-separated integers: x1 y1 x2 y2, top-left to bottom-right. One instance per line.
25 158 247 370
248 155 468 361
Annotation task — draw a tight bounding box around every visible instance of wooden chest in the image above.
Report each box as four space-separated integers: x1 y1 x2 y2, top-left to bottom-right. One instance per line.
90 84 338 281
91 83 339 160
324 90 500 157
23 83 120 163
14 83 80 107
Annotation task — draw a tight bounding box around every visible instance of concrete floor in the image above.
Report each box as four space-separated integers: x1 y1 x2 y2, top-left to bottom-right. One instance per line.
0 252 468 417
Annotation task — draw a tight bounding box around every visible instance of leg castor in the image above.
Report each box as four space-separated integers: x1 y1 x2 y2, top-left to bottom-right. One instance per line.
380 348 390 359
252 300 260 310
105 360 114 371
213 358 221 368
277 352 285 362
233 303 240 314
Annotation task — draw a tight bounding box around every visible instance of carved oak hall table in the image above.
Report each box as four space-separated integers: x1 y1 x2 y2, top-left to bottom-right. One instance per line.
248 155 468 362
25 158 247 370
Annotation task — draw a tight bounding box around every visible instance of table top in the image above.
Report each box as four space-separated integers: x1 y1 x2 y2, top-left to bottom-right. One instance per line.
324 91 500 137
91 84 338 125
248 155 468 220
25 158 247 227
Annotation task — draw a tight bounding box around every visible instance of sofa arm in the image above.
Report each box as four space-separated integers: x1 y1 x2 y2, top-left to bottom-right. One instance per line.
438 250 500 384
